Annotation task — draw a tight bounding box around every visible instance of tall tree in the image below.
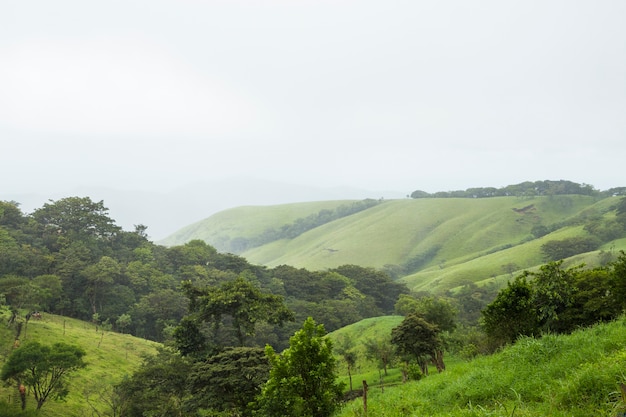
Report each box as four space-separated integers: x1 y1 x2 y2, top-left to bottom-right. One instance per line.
481 274 538 346
334 336 358 391
363 337 395 376
1 342 86 410
256 317 345 417
180 275 293 348
187 347 270 416
391 313 443 374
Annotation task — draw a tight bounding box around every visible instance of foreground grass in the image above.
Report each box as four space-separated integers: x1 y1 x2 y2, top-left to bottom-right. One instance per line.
335 317 626 417
0 309 159 416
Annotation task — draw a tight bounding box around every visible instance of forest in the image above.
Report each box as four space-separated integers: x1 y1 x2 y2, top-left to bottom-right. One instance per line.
1 191 626 416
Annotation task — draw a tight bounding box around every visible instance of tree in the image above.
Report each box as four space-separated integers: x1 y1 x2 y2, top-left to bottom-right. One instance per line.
363 336 395 376
181 275 294 347
256 317 345 417
391 314 443 375
531 261 580 332
481 274 539 347
115 348 191 417
395 294 457 332
187 347 270 416
334 336 358 391
82 256 121 314
1 341 86 410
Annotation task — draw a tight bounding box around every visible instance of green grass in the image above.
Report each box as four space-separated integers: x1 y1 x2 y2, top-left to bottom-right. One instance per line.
333 316 626 417
0 309 159 416
159 200 352 248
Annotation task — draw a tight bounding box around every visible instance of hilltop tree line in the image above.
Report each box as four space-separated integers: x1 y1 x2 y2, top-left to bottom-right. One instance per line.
411 179 626 199
0 197 406 349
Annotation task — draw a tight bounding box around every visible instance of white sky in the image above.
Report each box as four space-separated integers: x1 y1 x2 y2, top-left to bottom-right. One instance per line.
1 0 625 197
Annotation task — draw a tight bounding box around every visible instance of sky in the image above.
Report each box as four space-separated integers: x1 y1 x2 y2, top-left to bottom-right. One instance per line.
1 0 625 203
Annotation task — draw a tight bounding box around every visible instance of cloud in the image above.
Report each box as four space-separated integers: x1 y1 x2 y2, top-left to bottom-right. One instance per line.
0 36 271 136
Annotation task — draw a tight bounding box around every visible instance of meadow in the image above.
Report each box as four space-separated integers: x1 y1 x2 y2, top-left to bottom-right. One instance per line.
332 316 626 417
0 308 159 416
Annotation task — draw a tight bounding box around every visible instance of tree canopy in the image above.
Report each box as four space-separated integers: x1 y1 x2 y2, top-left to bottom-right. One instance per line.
1 341 86 410
256 317 345 417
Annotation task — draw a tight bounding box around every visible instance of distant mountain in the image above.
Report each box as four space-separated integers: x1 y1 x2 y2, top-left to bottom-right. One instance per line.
162 194 626 294
1 178 405 240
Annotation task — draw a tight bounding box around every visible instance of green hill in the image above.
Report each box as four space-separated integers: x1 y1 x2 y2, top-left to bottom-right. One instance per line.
332 315 626 417
161 195 626 294
0 308 159 416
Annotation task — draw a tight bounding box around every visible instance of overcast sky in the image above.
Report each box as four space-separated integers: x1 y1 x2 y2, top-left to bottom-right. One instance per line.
2 0 625 199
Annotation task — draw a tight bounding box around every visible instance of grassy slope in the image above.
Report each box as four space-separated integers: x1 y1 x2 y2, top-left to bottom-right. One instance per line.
331 316 626 417
159 200 351 249
163 194 625 294
0 309 159 416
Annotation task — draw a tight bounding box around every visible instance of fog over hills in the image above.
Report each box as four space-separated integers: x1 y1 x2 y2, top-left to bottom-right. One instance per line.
3 178 406 241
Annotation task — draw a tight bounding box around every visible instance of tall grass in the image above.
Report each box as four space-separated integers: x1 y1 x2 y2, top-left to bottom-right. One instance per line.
335 316 626 417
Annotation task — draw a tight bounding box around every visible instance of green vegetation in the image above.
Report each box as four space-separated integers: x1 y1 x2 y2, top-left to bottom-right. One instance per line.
257 317 345 417
1 341 86 410
0 309 158 416
161 190 626 296
2 182 626 416
335 316 626 417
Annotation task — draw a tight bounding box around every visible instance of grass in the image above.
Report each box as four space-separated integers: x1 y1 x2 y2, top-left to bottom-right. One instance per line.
159 200 353 248
0 308 159 416
333 316 626 417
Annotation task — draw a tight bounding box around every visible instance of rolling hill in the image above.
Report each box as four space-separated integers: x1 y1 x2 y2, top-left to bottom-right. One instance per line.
161 194 626 294
0 308 159 416
330 315 626 417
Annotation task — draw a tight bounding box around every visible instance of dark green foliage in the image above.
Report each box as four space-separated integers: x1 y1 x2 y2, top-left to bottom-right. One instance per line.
391 313 443 374
394 294 457 332
531 261 579 330
256 317 345 417
187 347 270 416
115 348 191 417
180 275 294 348
1 341 86 410
482 258 626 347
541 235 601 261
481 275 539 346
172 316 207 357
331 264 409 314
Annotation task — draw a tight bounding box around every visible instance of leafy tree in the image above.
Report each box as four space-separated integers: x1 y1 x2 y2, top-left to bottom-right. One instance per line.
1 342 86 410
116 313 132 333
611 250 626 310
557 267 622 330
531 261 580 331
331 265 408 314
82 256 121 314
115 348 191 417
391 313 443 374
334 336 358 391
181 275 294 347
187 347 270 416
256 317 345 417
481 274 538 346
363 336 395 376
395 294 457 332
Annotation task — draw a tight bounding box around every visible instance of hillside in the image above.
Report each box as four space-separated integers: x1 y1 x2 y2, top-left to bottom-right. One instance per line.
161 194 626 294
332 315 626 417
0 308 159 416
